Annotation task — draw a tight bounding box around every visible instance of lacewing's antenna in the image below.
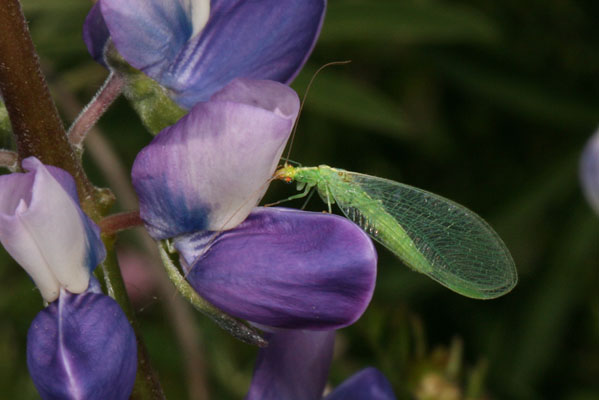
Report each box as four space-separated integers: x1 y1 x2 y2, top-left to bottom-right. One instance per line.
279 156 301 166
284 60 352 163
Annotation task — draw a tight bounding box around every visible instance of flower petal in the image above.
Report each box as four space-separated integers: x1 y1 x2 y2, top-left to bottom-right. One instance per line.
246 330 335 400
324 368 397 400
580 129 599 215
132 78 299 239
85 0 325 108
0 158 105 302
99 0 210 77
180 207 377 329
166 0 326 107
27 282 137 400
82 2 110 65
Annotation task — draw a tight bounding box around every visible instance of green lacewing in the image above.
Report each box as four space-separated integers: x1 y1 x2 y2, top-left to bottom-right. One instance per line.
274 164 517 299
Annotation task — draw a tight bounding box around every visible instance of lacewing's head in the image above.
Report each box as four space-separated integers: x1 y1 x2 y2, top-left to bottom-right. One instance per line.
274 164 297 183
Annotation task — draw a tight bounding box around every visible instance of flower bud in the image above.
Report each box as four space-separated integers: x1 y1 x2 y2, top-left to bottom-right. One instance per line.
0 158 105 302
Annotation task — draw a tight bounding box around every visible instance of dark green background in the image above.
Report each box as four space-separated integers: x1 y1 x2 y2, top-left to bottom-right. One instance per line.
0 0 597 399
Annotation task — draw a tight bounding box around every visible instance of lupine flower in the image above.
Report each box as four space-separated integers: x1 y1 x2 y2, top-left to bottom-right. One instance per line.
245 329 397 400
27 278 137 400
177 207 377 329
132 78 378 329
0 157 105 302
0 157 137 400
580 129 599 215
132 78 300 239
84 0 326 108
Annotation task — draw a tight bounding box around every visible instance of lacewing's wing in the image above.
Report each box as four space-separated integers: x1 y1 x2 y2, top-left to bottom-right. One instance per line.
325 170 517 299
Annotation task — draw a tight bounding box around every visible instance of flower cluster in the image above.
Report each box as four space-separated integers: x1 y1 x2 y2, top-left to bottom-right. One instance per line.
0 158 136 400
0 0 397 397
84 0 326 108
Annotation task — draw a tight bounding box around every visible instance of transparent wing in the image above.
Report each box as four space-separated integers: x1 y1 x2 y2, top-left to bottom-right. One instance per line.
327 171 517 299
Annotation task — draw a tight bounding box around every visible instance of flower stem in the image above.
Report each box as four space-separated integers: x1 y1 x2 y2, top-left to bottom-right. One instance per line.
158 241 268 348
96 241 166 400
0 3 165 398
0 150 18 170
68 72 125 149
0 0 99 218
99 210 144 235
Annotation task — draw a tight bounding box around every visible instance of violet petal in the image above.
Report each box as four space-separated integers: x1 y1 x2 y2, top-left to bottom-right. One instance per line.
164 0 326 107
82 3 110 65
246 330 335 400
324 368 397 400
182 207 377 329
84 0 325 107
27 285 137 400
132 78 299 239
580 129 599 215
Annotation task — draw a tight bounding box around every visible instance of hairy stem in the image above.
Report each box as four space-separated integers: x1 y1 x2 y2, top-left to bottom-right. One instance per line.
68 72 125 149
0 0 99 218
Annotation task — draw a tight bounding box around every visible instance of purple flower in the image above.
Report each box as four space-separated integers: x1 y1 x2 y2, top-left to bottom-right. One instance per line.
246 330 335 400
0 159 137 399
178 207 377 329
84 0 326 108
132 78 300 240
27 278 137 400
323 368 397 400
0 157 105 302
580 129 599 215
246 330 396 400
132 78 377 330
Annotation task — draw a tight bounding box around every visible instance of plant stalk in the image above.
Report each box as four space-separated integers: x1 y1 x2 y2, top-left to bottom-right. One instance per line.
0 0 99 218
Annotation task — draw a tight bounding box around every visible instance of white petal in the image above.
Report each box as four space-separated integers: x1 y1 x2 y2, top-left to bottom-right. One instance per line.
0 212 61 301
25 161 90 294
0 158 90 301
187 0 210 38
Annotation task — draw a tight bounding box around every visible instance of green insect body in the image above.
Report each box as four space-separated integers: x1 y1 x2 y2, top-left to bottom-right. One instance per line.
275 164 517 299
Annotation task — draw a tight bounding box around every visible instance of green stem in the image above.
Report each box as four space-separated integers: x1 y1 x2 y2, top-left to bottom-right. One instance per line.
158 241 268 348
104 42 187 135
97 239 166 400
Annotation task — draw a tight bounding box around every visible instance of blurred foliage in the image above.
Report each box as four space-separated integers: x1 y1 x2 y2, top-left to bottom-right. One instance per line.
0 0 597 399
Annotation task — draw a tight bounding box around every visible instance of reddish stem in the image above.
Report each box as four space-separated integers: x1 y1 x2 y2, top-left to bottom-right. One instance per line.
68 72 125 148
99 211 144 235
